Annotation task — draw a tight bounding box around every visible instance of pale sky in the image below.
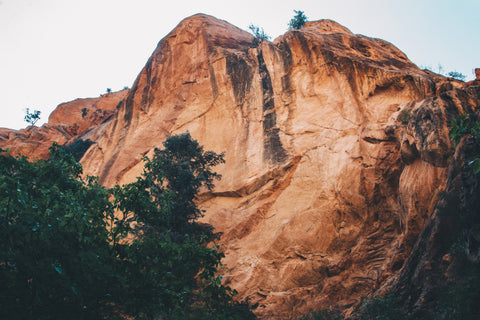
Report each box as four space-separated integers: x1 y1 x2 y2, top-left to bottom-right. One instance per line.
0 0 478 129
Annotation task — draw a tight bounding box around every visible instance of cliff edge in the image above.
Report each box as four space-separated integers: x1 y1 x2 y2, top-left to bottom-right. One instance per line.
1 14 479 319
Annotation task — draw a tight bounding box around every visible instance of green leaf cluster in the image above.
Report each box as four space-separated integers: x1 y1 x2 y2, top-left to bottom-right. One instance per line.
449 114 480 173
288 10 308 30
24 108 41 127
0 133 255 320
449 114 480 145
248 24 271 43
447 71 467 82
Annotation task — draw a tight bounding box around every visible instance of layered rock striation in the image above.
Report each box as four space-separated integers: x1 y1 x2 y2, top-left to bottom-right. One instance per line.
1 14 479 319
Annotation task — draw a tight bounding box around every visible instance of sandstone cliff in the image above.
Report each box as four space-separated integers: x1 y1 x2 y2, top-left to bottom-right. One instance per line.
1 14 479 319
0 89 128 159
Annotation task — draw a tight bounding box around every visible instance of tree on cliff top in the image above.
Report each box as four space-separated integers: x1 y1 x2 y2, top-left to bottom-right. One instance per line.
24 108 41 129
0 134 255 320
248 24 271 44
288 10 308 30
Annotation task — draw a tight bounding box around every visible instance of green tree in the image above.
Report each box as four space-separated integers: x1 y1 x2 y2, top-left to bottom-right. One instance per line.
114 133 247 319
288 10 308 30
0 134 255 320
248 24 271 43
0 144 118 319
24 108 41 129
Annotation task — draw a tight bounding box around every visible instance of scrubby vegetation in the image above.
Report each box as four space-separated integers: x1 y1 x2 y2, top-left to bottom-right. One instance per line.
248 24 271 43
0 134 255 320
449 113 480 173
288 10 308 30
24 108 41 128
447 71 467 81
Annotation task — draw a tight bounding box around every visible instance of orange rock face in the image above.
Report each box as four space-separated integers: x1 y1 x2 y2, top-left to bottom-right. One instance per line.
0 90 127 160
1 14 479 319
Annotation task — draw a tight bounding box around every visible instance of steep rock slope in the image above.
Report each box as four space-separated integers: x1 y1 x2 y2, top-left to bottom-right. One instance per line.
1 14 478 319
0 90 128 159
367 87 480 319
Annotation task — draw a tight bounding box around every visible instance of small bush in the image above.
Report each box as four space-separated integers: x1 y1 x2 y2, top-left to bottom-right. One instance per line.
288 10 308 30
447 71 467 82
24 108 41 127
248 24 271 42
449 114 480 145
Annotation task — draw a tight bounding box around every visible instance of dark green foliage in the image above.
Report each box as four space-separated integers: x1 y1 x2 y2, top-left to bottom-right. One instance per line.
81 107 88 118
296 308 341 320
288 10 308 30
112 133 240 319
0 134 254 320
359 294 404 320
24 108 41 128
248 24 271 42
106 88 112 93
398 109 411 125
449 113 480 173
61 139 94 162
435 265 480 320
447 71 467 82
448 114 480 145
0 144 117 319
138 132 225 237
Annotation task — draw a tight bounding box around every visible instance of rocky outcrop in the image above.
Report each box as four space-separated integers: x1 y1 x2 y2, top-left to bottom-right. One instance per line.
1 14 479 319
0 90 127 159
370 96 480 318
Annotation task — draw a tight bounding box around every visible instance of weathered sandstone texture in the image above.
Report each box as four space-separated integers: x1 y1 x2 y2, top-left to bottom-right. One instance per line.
1 14 479 319
0 90 128 159
366 102 480 319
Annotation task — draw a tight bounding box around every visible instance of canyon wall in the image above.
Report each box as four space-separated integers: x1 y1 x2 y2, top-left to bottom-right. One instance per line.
1 14 479 319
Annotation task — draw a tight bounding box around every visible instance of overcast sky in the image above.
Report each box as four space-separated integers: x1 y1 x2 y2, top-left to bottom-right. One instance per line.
1 0 478 129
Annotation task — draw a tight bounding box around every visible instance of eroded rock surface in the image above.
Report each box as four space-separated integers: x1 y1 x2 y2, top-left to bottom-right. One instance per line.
0 90 127 159
1 14 479 319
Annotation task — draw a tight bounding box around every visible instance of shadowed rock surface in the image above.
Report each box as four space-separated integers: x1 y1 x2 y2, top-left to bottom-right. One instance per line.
1 14 479 319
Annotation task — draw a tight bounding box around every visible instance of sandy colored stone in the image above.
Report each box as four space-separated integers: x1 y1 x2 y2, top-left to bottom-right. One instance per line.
1 14 479 319
0 90 127 160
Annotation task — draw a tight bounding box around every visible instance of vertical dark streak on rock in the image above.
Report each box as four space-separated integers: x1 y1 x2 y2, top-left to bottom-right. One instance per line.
226 53 252 106
99 152 119 185
123 86 136 127
141 59 153 112
257 49 288 163
209 65 219 99
278 41 293 94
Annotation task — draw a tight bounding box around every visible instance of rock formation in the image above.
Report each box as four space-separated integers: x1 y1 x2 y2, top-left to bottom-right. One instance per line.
0 89 128 159
1 14 479 319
